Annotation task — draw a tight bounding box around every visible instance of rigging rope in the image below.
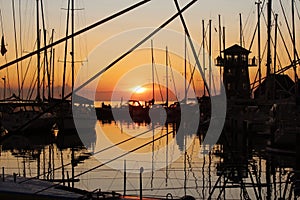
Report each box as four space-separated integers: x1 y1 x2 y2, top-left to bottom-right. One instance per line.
168 55 178 102
154 61 164 102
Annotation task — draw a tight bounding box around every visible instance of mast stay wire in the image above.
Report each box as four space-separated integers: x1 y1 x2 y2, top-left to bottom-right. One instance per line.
34 1 199 195
186 47 197 94
154 58 165 103
243 3 256 48
184 22 207 97
0 0 152 71
248 0 266 51
21 41 36 99
168 55 179 102
16 0 198 186
1 0 195 139
279 0 300 69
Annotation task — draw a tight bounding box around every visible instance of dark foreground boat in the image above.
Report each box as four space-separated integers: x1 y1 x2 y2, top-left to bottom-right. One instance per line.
0 174 194 200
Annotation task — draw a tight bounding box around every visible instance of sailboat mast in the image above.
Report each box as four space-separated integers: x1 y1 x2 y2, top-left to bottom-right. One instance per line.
239 13 243 47
266 0 272 100
36 0 41 100
292 0 298 94
266 0 272 78
166 46 168 107
62 0 70 99
218 15 222 93
273 14 278 73
256 1 262 90
184 34 187 103
71 0 75 92
209 19 212 94
52 48 55 99
151 40 155 104
223 26 225 54
202 20 206 96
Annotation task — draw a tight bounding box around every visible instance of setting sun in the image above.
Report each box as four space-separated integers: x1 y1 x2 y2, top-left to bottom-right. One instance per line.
133 86 146 94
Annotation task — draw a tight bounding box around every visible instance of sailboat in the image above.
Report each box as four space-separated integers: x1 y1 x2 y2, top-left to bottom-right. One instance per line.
55 0 97 135
0 0 55 135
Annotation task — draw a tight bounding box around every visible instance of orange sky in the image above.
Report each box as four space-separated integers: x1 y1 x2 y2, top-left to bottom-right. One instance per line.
0 0 299 100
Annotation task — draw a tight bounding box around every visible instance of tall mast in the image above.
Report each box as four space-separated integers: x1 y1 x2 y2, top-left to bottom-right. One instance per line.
52 48 55 99
184 34 187 103
266 0 272 100
36 0 41 100
151 40 154 104
202 20 206 96
292 0 298 95
218 15 222 93
266 0 272 78
209 19 212 95
256 1 262 90
71 0 75 93
223 27 225 58
273 14 278 74
166 46 168 107
62 0 70 99
40 0 50 100
239 13 243 47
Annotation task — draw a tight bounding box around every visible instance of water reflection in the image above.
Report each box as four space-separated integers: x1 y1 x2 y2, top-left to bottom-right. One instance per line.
0 120 298 199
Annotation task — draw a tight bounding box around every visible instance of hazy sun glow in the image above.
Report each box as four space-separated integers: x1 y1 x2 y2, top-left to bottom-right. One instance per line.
133 86 146 94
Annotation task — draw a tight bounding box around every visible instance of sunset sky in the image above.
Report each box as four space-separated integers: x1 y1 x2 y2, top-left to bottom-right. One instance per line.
0 0 298 101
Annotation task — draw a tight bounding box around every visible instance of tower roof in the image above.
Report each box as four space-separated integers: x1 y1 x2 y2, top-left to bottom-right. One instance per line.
223 44 251 54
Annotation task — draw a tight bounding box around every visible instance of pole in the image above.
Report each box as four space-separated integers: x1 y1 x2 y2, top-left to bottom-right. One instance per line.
139 167 144 200
184 34 187 103
62 0 70 99
37 150 40 179
292 0 298 98
71 147 74 189
166 46 168 107
71 0 75 92
2 167 4 182
209 19 212 95
123 160 126 196
267 0 272 78
266 0 272 100
151 40 154 104
239 13 243 47
202 20 206 96
36 0 41 100
256 1 262 92
2 77 5 100
52 48 55 99
218 15 222 93
222 27 225 54
273 14 278 74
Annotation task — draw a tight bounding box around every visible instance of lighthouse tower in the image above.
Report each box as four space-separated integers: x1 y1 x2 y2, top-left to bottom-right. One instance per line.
216 44 256 100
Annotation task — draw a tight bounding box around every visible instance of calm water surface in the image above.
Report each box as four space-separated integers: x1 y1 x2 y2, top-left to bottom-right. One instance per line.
0 120 297 199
